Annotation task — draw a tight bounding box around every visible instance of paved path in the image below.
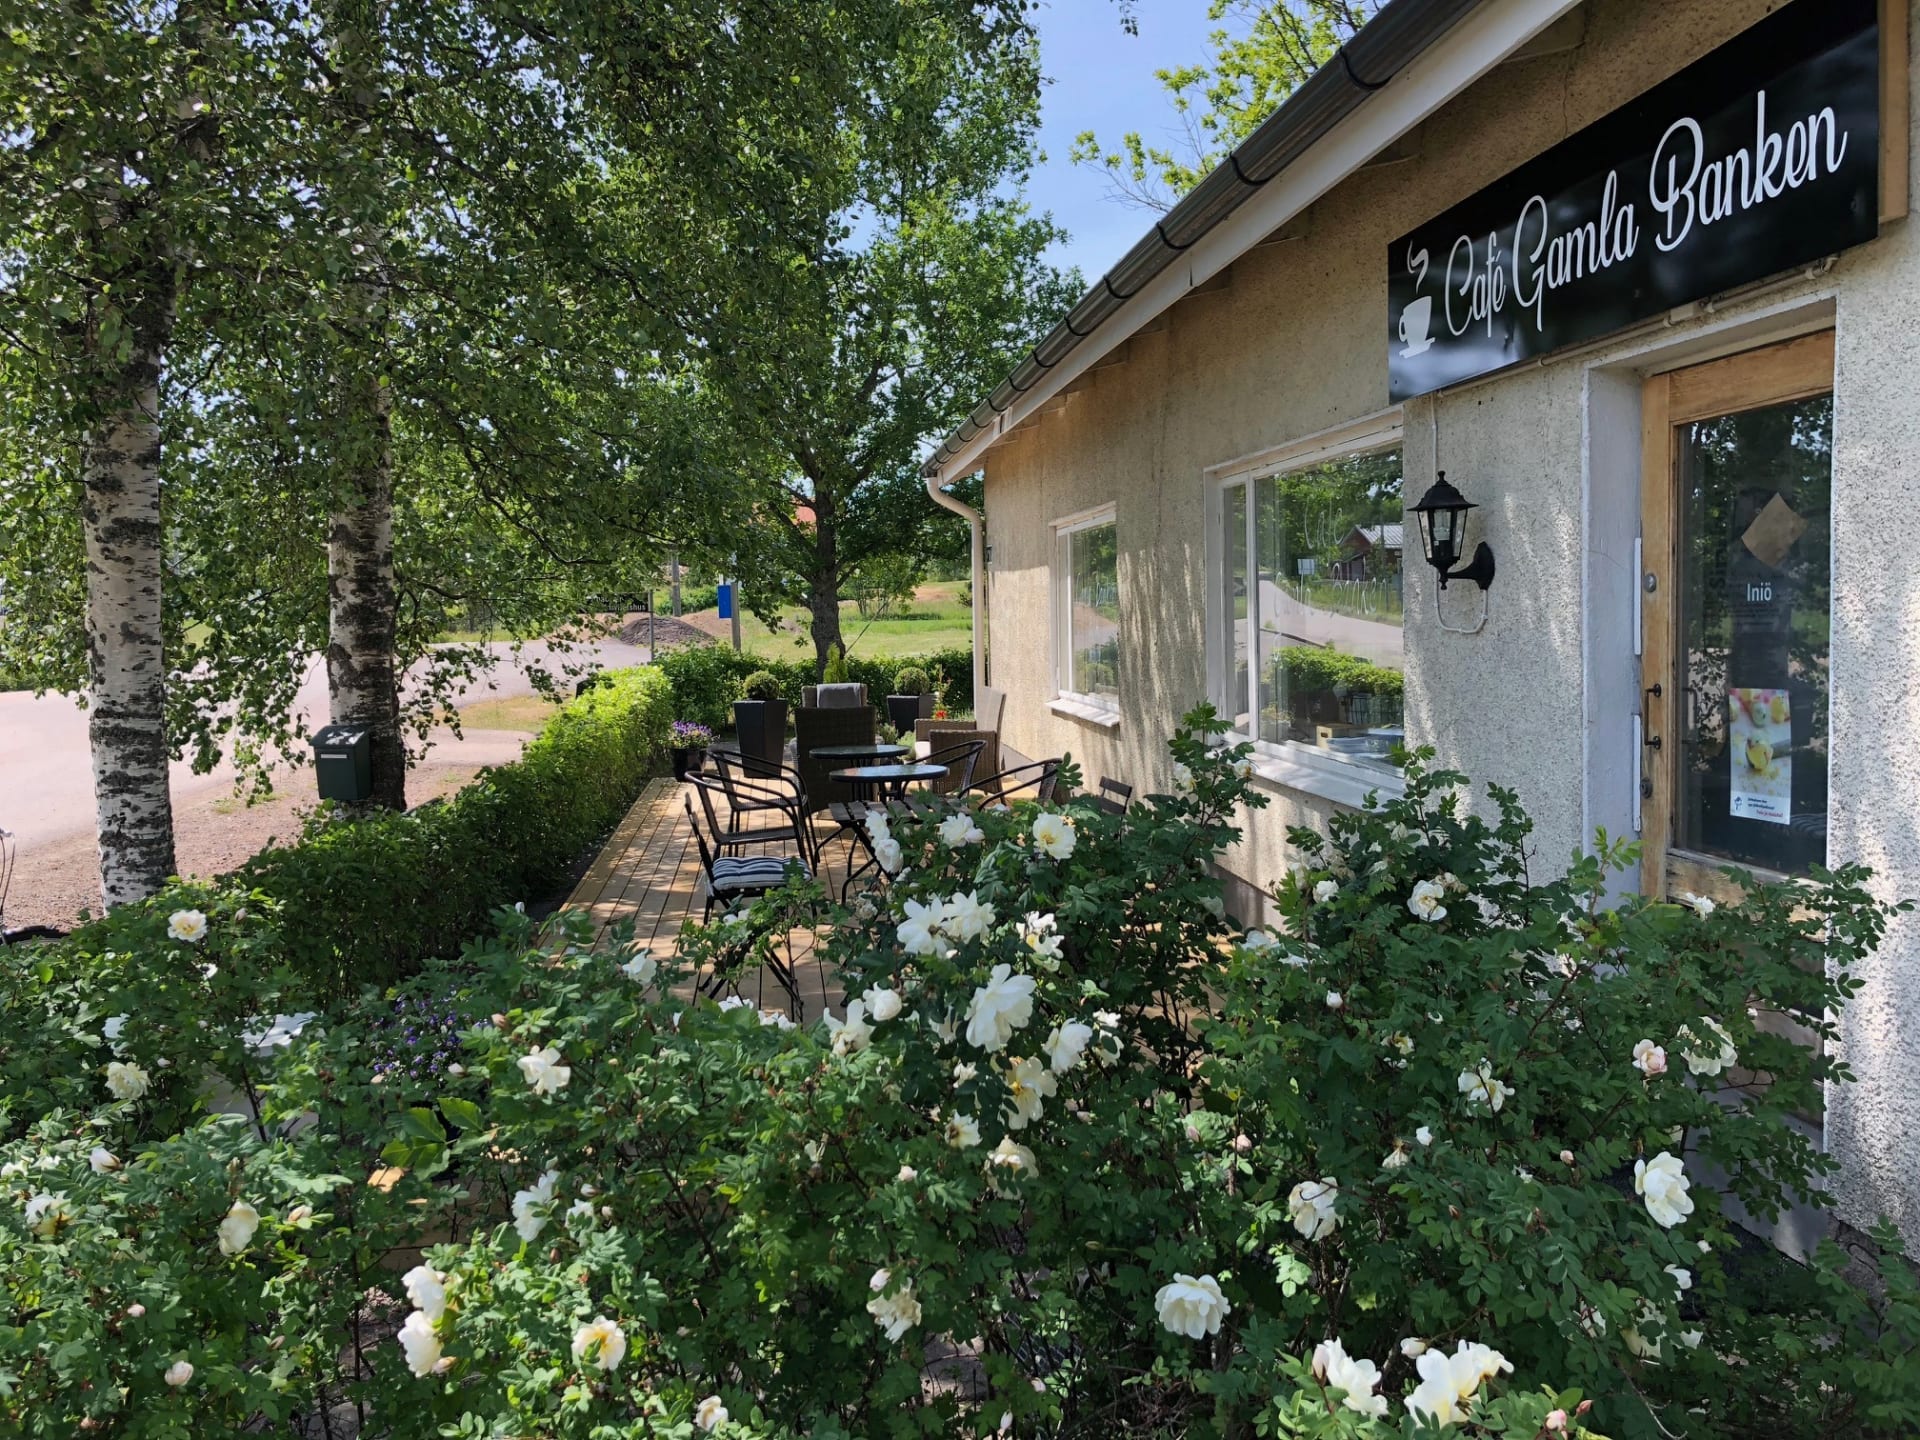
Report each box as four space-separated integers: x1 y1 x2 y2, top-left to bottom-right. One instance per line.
0 638 653 928
0 639 650 854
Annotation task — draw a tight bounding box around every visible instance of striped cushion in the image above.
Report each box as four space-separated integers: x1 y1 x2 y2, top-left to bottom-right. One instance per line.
711 854 807 892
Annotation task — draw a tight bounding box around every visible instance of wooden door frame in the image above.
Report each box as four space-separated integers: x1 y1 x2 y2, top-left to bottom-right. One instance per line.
1638 329 1835 900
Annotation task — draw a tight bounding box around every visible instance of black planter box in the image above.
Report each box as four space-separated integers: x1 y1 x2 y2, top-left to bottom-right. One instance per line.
885 694 923 736
732 699 789 770
671 746 708 781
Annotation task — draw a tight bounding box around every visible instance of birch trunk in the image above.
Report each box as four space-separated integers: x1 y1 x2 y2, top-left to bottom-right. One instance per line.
322 0 405 811
81 275 179 908
325 369 406 811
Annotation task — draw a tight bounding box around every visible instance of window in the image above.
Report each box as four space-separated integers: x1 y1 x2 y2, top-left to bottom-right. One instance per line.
1212 436 1404 776
1052 507 1120 715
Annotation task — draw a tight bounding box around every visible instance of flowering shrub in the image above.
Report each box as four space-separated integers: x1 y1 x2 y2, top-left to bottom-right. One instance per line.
670 718 715 748
3 709 1916 1437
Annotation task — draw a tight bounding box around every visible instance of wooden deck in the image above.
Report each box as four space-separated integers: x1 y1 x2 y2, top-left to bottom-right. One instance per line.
563 776 852 1022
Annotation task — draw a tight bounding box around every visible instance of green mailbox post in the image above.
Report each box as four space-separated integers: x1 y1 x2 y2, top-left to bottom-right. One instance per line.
312 724 373 803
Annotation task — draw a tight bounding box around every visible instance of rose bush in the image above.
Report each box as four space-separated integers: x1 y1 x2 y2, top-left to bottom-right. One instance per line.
2 708 1916 1437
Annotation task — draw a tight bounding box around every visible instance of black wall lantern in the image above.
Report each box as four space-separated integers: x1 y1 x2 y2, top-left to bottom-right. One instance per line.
1410 472 1496 590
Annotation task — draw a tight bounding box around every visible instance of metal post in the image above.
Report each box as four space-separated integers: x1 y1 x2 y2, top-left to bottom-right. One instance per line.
670 550 681 617
730 578 742 652
648 586 656 656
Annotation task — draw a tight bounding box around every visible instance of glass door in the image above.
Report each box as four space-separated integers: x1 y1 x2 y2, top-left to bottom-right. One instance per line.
1639 332 1834 902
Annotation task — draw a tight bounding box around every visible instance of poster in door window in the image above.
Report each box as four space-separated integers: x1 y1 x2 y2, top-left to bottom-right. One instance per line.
1728 688 1791 825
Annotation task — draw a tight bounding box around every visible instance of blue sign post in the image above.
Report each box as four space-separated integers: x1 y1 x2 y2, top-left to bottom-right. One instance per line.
716 583 734 620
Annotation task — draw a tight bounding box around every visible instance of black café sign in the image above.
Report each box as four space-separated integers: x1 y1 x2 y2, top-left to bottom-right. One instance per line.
1387 0 1880 401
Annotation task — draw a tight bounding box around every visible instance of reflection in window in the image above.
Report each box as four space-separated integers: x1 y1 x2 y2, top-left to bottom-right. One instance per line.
1216 447 1404 770
1061 518 1119 706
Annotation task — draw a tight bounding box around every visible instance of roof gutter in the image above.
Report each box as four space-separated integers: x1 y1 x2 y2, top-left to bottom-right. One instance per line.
922 0 1527 482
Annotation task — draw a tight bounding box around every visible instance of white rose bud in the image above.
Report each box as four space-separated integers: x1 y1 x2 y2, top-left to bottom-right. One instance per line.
164 1360 193 1387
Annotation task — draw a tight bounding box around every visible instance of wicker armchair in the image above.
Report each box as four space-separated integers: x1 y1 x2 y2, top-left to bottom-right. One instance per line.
793 704 878 814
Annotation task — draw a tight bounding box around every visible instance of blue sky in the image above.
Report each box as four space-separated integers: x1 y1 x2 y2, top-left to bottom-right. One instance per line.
1026 0 1235 283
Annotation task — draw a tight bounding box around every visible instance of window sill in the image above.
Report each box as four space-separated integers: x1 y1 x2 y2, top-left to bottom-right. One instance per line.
1049 695 1122 730
1241 740 1405 810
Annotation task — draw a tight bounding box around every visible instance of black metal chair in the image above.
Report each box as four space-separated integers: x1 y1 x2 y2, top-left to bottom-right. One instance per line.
687 770 817 869
968 758 1064 806
925 737 987 795
683 792 812 924
1080 775 1134 816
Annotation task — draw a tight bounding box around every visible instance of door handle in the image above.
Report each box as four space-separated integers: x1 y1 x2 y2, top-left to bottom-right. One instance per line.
1642 683 1663 751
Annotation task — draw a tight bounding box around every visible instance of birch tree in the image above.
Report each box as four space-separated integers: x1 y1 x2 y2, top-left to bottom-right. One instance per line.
0 4 305 904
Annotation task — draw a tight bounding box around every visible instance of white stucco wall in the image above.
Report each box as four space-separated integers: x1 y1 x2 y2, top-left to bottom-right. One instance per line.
980 0 1920 1242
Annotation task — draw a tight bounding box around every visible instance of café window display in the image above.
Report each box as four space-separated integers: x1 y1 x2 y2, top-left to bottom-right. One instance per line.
1214 442 1405 773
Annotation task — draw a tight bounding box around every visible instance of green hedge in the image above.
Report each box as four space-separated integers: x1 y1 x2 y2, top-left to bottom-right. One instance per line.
224 665 672 1002
657 644 974 730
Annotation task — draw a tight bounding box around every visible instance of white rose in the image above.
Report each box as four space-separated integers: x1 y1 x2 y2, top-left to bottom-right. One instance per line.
1030 811 1077 860
397 1310 442 1378
1400 1337 1428 1358
942 890 996 943
1312 879 1339 904
944 1112 982 1149
511 1169 559 1242
964 964 1036 1052
1407 878 1449 923
1001 1054 1057 1130
861 986 903 1023
937 813 985 847
1677 890 1717 916
1287 1177 1340 1240
1381 1142 1412 1170
167 909 209 943
826 999 874 1056
1171 762 1194 794
1324 990 1344 1011
1635 1151 1694 1228
23 1192 71 1238
620 951 658 986
1457 1060 1513 1113
896 1165 917 1183
872 835 905 874
1415 1125 1434 1146
105 1060 150 1101
1679 1018 1738 1077
695 1395 729 1432
1154 1272 1230 1338
402 1264 449 1322
217 1200 261 1256
164 1359 193 1387
571 1315 626 1372
1044 1021 1093 1074
1632 1039 1668 1077
89 1147 121 1174
983 1135 1038 1193
517 1046 570 1096
1311 1337 1387 1417
866 1276 923 1341
896 897 944 956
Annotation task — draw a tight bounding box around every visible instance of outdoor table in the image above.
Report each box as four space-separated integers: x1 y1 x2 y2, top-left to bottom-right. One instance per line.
809 742 909 765
830 762 948 802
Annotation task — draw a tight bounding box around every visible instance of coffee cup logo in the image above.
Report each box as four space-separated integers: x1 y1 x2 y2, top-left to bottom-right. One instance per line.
1398 293 1434 358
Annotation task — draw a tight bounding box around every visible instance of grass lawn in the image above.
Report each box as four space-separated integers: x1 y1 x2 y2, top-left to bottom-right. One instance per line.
454 694 563 733
685 580 973 662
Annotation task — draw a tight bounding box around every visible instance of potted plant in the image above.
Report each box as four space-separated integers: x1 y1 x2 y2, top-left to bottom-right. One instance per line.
732 671 789 769
886 665 932 735
669 720 713 780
